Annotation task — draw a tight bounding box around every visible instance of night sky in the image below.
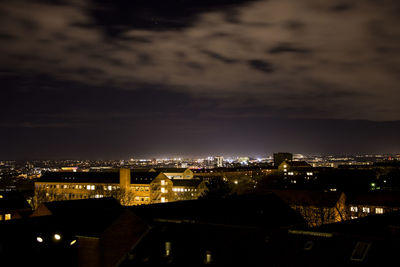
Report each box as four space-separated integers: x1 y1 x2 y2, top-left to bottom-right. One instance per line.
1 0 400 159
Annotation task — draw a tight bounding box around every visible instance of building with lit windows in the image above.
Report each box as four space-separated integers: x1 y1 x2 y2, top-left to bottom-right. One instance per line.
171 179 207 201
346 191 400 219
215 156 224 167
34 169 174 206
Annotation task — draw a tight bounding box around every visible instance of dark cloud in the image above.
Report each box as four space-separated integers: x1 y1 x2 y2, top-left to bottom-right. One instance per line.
248 60 274 73
87 0 257 36
331 4 353 12
201 50 238 64
0 33 17 40
268 43 311 54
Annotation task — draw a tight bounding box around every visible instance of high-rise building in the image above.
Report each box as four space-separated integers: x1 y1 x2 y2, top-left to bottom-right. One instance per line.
215 156 224 167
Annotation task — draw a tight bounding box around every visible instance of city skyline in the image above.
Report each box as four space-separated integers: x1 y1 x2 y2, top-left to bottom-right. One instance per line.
1 0 400 159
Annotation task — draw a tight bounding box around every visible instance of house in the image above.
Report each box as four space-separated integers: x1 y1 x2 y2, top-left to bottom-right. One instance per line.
283 210 400 266
0 190 32 220
271 190 347 226
32 198 149 267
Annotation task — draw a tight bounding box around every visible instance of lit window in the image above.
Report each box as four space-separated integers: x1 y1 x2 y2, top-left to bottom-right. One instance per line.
283 165 287 168
351 216 358 219
375 208 383 214
56 185 60 189
0 215 2 220
307 172 313 176
362 207 370 213
108 185 112 191
350 206 358 212
134 196 140 201
161 197 166 203
288 172 294 175
161 180 166 186
161 187 165 193
63 185 68 189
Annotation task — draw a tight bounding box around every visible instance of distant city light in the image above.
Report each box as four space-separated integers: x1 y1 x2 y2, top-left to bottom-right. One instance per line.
54 234 61 241
70 239 77 245
36 236 43 243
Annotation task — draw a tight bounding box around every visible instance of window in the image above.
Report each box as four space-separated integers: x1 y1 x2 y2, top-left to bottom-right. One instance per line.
351 216 358 219
161 187 165 193
362 207 370 213
351 242 371 262
375 208 384 214
288 172 294 175
108 185 112 191
161 180 166 186
63 184 68 189
350 206 358 212
134 196 140 201
161 197 166 203
5 214 11 220
307 172 313 176
0 215 3 220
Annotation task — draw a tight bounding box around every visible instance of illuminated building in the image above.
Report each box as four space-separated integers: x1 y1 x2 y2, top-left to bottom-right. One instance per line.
215 156 224 167
171 179 207 201
34 169 174 206
346 191 400 219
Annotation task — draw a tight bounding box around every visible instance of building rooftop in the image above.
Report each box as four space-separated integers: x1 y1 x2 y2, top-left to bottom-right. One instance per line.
0 191 31 212
270 190 344 207
130 171 163 184
38 171 120 184
172 179 203 187
130 193 306 229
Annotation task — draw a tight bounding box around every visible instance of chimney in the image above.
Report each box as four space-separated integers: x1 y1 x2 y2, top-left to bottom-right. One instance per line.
119 168 131 189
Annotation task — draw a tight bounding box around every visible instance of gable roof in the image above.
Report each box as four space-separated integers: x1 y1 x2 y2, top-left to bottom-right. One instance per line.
346 191 400 207
172 179 203 187
36 198 123 236
283 161 312 168
38 171 120 184
271 190 344 207
130 171 163 184
155 168 188 173
0 191 31 212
